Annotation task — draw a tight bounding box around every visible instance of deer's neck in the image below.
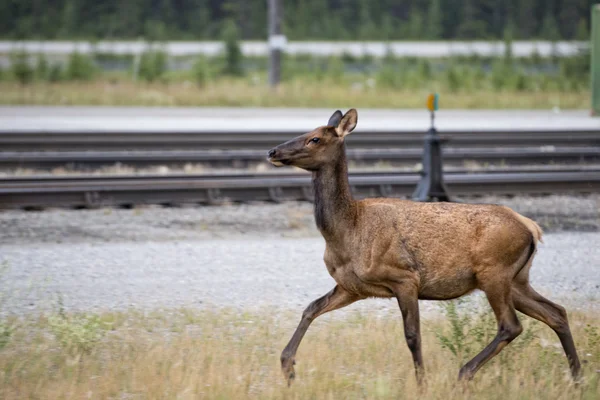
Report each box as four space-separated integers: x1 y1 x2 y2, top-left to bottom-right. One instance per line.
312 146 356 240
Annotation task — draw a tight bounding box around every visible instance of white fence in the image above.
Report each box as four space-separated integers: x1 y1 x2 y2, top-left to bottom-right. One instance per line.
0 40 587 58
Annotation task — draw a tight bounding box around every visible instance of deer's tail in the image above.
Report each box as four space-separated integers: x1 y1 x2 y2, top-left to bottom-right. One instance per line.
514 212 544 245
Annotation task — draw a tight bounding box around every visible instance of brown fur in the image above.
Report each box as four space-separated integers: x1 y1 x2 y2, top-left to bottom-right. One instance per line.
268 109 581 386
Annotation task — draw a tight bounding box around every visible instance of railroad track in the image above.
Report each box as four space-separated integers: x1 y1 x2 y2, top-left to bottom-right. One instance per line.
1 129 599 151
2 168 599 209
1 147 599 170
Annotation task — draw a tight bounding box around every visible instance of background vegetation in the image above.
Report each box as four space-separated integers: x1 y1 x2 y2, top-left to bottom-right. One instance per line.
0 0 596 41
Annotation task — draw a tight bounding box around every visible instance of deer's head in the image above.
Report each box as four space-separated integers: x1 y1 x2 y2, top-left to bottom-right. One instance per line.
267 109 358 171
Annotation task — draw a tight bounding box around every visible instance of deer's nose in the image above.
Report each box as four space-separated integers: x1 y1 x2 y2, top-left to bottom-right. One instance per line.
268 148 277 158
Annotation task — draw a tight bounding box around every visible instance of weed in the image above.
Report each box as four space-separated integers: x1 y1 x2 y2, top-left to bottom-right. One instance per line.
435 297 538 368
10 50 34 85
47 294 110 356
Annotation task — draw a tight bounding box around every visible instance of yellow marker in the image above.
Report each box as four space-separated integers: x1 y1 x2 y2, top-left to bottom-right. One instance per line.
427 93 439 112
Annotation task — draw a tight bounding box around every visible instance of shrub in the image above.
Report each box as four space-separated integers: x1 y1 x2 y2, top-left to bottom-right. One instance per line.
445 65 461 93
48 295 110 356
435 298 537 366
48 64 64 82
376 65 403 89
138 49 168 82
326 56 345 84
10 50 34 84
35 54 49 81
221 18 243 76
66 51 96 81
192 56 212 87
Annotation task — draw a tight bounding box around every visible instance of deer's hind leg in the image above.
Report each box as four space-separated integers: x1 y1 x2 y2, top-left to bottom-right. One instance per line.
458 277 523 380
512 283 581 379
280 285 362 386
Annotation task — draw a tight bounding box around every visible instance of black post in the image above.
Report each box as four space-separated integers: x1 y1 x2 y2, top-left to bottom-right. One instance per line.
268 0 283 87
412 111 451 202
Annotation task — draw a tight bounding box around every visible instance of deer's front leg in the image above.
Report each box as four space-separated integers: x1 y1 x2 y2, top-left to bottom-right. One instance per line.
281 285 361 386
393 281 424 384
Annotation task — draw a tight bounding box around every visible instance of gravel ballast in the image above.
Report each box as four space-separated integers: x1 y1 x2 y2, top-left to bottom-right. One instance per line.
0 233 598 316
1 195 599 316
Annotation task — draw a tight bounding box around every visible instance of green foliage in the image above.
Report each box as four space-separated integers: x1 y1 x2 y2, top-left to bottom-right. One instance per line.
426 0 443 39
540 9 560 41
221 18 243 77
0 261 13 351
138 49 167 82
48 296 109 356
35 54 49 81
445 65 461 93
0 0 587 41
10 50 34 85
376 65 403 89
503 20 514 67
192 56 213 87
48 64 64 82
435 298 537 366
491 59 511 91
66 51 96 81
575 18 589 41
0 320 10 351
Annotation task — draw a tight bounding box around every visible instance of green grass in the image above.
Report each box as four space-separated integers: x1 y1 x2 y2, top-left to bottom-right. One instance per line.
0 79 590 109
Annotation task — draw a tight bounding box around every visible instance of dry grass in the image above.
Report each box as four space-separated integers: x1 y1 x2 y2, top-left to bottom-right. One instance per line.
0 304 598 400
0 80 590 109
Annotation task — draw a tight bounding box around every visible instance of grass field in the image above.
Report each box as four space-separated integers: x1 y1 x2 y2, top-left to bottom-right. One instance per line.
0 80 590 109
0 302 598 399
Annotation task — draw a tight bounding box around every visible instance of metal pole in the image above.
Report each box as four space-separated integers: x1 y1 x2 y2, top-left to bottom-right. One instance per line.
592 5 600 116
268 0 284 87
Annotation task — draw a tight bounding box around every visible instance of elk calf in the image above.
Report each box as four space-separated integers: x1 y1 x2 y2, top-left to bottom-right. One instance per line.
267 109 581 385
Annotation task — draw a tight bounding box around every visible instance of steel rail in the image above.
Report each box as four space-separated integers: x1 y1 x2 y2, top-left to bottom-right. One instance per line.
1 169 598 209
1 129 598 151
1 147 598 170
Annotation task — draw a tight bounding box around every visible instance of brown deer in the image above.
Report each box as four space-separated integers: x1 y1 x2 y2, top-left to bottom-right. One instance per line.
267 109 581 385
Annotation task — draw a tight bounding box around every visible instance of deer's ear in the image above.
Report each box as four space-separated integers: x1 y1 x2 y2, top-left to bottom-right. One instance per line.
327 110 343 128
335 109 358 138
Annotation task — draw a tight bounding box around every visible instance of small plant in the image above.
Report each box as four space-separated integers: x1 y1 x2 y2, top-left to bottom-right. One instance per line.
48 295 109 356
0 320 11 351
192 56 212 87
48 63 64 82
445 65 461 93
35 54 49 81
0 261 13 351
66 51 96 81
138 49 168 82
376 65 403 89
435 298 537 368
10 50 34 84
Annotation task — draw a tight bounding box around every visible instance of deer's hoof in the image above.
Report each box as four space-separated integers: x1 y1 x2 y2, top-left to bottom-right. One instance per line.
281 355 296 386
458 366 475 382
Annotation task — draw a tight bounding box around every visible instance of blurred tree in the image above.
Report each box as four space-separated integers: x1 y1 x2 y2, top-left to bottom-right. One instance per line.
540 7 561 41
221 18 243 76
559 0 581 39
516 0 536 38
427 0 443 40
458 0 488 38
575 18 589 41
1 0 596 41
408 9 424 39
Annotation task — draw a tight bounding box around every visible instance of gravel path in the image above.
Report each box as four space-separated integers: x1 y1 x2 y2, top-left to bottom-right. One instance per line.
1 195 599 317
1 233 598 317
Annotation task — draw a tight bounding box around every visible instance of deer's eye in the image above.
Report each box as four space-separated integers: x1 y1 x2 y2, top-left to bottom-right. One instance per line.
310 137 320 144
